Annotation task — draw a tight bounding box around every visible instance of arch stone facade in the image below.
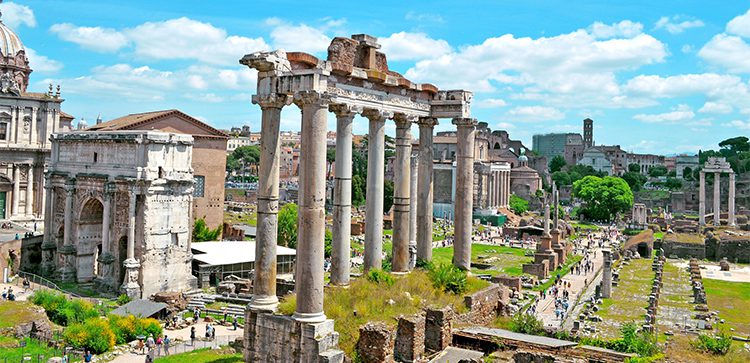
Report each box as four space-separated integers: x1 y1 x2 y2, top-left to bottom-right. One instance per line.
42 131 196 298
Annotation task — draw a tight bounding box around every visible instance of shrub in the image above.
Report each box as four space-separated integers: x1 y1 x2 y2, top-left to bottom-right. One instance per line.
366 269 395 286
116 294 131 306
510 312 544 335
509 194 529 215
63 318 115 354
108 315 163 344
427 263 467 294
693 332 732 355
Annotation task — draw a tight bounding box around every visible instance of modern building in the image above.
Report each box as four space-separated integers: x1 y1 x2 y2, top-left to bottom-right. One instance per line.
87 109 228 229
191 241 296 287
0 17 73 224
532 133 579 160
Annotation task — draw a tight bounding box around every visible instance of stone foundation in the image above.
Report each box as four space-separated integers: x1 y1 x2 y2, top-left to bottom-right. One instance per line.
243 310 344 362
459 284 501 325
394 314 425 362
425 307 453 353
522 260 549 279
357 322 394 363
491 275 522 291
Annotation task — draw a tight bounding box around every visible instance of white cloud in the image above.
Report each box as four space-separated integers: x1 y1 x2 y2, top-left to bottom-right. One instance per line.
0 2 35 28
681 44 693 53
405 12 444 23
506 106 564 122
588 20 643 39
725 120 750 129
698 34 750 73
185 93 224 103
266 18 331 54
495 121 514 130
379 32 452 61
624 73 742 98
698 101 733 114
654 15 704 34
727 9 750 38
475 98 508 108
50 23 129 53
25 48 62 73
633 104 695 123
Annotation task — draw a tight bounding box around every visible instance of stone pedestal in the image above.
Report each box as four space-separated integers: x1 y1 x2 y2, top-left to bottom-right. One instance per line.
395 314 425 362
57 244 77 283
551 229 566 265
40 242 57 277
94 252 116 292
120 258 141 299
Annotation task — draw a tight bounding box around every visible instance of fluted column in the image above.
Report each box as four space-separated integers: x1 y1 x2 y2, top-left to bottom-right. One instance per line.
96 183 115 290
729 172 736 226
58 181 76 282
452 118 477 270
330 104 359 286
40 176 56 276
121 184 141 298
699 171 705 226
293 91 330 323
392 114 413 273
11 165 19 217
25 164 34 216
714 172 721 226
417 117 438 262
363 108 392 271
250 94 289 310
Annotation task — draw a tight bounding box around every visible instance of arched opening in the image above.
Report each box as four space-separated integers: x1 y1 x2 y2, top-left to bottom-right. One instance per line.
494 142 501 150
76 198 103 283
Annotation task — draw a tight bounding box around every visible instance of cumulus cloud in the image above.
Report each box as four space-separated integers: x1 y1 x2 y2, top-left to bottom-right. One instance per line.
698 34 750 73
25 48 62 73
50 23 129 52
588 20 643 39
633 104 695 123
698 101 733 114
0 2 35 28
379 32 452 61
727 9 750 38
506 106 564 122
725 120 750 129
475 98 508 108
654 15 704 34
265 18 331 54
624 73 742 97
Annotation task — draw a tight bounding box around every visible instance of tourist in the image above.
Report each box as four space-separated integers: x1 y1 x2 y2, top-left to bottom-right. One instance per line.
223 309 228 323
146 334 155 354
205 323 211 339
62 353 69 363
155 335 162 356
163 335 170 356
1 288 6 300
83 350 92 363
190 326 196 346
233 316 238 331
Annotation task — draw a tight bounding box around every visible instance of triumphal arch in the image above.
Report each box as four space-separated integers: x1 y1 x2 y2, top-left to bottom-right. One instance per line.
41 131 196 298
241 34 476 361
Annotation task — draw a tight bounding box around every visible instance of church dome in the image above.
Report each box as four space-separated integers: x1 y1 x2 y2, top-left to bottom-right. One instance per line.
0 21 25 58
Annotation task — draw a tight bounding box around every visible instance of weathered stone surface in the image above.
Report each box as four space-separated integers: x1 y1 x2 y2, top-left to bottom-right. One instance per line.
425 307 453 353
357 322 394 363
394 314 425 362
459 284 501 325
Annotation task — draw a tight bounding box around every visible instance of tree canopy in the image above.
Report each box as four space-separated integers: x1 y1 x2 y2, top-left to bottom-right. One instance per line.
628 163 641 173
648 165 668 178
549 155 566 173
193 218 221 242
227 145 261 175
621 172 647 192
572 176 633 222
509 194 529 215
278 203 298 249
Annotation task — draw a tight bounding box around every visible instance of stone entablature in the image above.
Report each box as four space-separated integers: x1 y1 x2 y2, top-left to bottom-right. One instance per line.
42 131 196 298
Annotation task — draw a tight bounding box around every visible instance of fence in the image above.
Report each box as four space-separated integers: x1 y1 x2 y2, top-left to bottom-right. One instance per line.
0 336 85 363
146 335 240 358
14 271 84 299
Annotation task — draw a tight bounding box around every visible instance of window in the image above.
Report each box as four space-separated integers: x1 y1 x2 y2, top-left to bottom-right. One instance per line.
0 122 6 140
93 152 98 163
194 175 205 197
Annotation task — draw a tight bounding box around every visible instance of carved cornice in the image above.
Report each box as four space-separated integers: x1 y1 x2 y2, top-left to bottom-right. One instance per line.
329 103 362 118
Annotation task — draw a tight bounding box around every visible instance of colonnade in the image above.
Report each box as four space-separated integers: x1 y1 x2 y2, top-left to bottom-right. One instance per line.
698 169 736 226
5 163 41 219
487 166 511 209
249 90 477 322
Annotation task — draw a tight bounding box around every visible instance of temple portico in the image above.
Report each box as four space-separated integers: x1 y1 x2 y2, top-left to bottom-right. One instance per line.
240 34 474 361
698 157 735 226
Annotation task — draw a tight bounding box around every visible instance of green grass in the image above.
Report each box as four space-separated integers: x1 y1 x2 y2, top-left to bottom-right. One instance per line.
663 233 705 244
0 337 76 361
592 258 653 338
278 270 487 357
704 278 750 335
0 301 49 329
653 232 664 240
223 210 257 227
432 244 533 277
155 348 243 363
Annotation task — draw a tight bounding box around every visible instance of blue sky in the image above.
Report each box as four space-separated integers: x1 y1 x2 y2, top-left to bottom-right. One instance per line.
3 0 750 155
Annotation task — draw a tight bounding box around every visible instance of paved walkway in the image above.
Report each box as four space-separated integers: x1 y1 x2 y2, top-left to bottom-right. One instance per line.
533 231 618 330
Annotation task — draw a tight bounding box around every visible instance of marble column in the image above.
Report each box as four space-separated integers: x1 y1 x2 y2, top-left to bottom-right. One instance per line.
30 108 37 145
488 172 495 208
250 94 288 310
714 172 721 226
11 165 20 217
729 172 736 226
452 118 477 271
363 109 391 271
25 164 33 216
409 153 418 268
699 171 705 226
392 114 413 273
330 104 358 286
121 184 141 298
40 177 56 276
97 183 115 290
59 182 76 282
293 91 329 323
417 117 438 262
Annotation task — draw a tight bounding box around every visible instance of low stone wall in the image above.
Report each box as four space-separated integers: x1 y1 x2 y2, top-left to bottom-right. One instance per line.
706 237 750 263
357 322 394 363
394 315 425 362
459 284 502 325
662 240 705 259
491 275 522 291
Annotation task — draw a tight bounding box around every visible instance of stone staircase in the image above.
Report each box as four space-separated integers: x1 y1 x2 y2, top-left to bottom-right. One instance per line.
187 294 246 318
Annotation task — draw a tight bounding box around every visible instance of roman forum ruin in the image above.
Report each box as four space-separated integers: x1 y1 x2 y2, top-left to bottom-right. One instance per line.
699 156 736 226
240 34 484 360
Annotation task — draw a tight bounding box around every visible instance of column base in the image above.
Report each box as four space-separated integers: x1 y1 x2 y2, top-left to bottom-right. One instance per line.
408 241 417 270
120 258 141 299
249 294 279 312
293 311 327 323
95 253 116 293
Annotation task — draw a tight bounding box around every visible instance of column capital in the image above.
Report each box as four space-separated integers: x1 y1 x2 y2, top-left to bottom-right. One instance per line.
329 103 362 118
253 93 291 109
362 108 393 121
452 117 478 128
393 113 417 129
293 90 330 108
417 117 439 128
104 181 117 195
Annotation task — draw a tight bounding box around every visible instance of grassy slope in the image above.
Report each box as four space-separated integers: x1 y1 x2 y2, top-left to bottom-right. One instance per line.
155 348 243 363
704 278 750 335
593 258 653 338
0 301 48 329
0 337 76 361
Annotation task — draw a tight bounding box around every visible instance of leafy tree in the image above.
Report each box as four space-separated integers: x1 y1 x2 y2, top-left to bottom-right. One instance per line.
648 165 668 178
667 170 676 177
628 163 641 173
549 155 566 173
718 136 749 155
324 229 333 258
509 194 529 215
664 177 683 191
225 153 240 172
278 203 298 249
351 174 366 207
510 313 544 335
572 176 633 221
682 166 693 181
383 179 394 213
552 171 572 186
231 145 261 175
622 172 647 192
326 148 336 178
193 218 221 241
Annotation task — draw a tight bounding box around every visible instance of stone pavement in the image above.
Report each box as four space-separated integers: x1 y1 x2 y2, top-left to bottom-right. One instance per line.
533 231 616 330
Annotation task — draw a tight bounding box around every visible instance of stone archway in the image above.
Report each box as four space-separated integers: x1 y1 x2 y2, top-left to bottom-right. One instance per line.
76 198 103 283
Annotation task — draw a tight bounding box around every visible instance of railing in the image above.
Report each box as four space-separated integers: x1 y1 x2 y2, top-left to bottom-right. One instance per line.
144 335 240 359
14 271 84 299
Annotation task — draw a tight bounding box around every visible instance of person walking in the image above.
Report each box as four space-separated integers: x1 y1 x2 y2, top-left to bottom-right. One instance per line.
190 326 196 346
155 335 162 356
233 315 238 331
163 335 170 356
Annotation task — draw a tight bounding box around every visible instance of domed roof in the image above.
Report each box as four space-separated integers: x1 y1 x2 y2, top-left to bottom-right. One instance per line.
0 21 25 58
518 154 528 162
